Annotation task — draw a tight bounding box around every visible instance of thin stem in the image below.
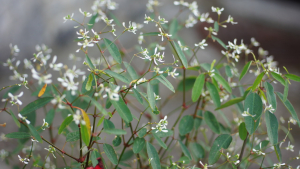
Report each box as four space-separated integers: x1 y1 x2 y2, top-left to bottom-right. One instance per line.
237 133 249 168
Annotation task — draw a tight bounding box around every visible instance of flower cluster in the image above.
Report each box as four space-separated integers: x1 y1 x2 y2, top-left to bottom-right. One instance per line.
152 116 168 133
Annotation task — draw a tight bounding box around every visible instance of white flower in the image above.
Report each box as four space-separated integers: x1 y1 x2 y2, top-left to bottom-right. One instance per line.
31 69 52 85
153 67 164 74
154 93 161 100
226 15 237 24
199 13 214 23
3 58 16 70
51 94 66 109
9 43 20 56
111 24 117 36
18 113 30 124
158 28 171 41
102 17 114 26
42 119 49 130
57 75 79 95
104 86 120 101
44 145 56 158
73 110 82 125
23 58 33 69
65 65 85 80
79 8 92 17
273 163 285 168
0 150 9 160
174 0 188 6
207 69 215 77
285 141 294 152
9 70 28 81
199 161 213 169
204 27 217 36
168 68 179 78
63 13 74 23
265 104 275 113
195 39 208 49
123 21 137 34
289 117 297 125
153 47 165 65
185 14 197 28
18 155 30 164
133 78 147 89
138 32 144 45
211 6 224 15
91 29 101 43
8 91 23 106
178 41 188 51
188 1 199 16
107 0 118 10
157 16 168 26
242 108 256 117
49 56 63 71
156 44 166 51
251 37 260 47
144 14 153 24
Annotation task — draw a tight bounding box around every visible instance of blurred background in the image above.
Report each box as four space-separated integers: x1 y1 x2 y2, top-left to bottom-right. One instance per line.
1 0 300 168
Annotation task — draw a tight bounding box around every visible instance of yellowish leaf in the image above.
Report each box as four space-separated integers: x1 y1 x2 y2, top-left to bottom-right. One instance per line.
38 84 47 97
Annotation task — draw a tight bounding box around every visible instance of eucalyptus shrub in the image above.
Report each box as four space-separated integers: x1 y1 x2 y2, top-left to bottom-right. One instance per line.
1 0 300 169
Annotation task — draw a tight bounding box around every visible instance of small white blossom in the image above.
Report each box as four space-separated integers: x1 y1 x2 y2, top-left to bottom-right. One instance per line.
32 69 52 85
153 47 165 65
103 86 120 101
49 56 63 71
154 93 161 100
51 94 66 109
226 15 237 24
195 39 208 49
42 119 49 130
63 13 74 23
123 21 137 34
9 43 20 56
157 16 168 26
44 145 56 158
273 163 285 169
79 8 92 17
185 14 197 28
158 28 171 41
8 91 23 106
138 32 144 45
211 6 224 15
199 161 213 169
18 114 30 124
73 110 83 125
204 27 217 36
18 155 30 164
285 141 294 152
0 149 9 160
168 68 179 78
242 108 256 117
289 117 297 125
188 1 199 16
144 14 154 24
174 0 188 6
58 75 79 95
251 37 260 47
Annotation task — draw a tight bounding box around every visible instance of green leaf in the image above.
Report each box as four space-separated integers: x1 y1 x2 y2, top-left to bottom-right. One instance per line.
20 97 54 115
264 82 277 111
274 144 282 162
104 38 122 64
173 41 188 68
191 143 205 159
276 92 300 127
252 72 264 91
283 80 289 102
192 74 205 102
91 150 101 167
103 119 115 129
147 82 156 110
214 21 219 32
142 32 160 36
5 132 31 139
82 96 108 116
265 111 278 145
45 109 55 125
179 115 194 135
120 150 134 162
239 61 252 81
213 73 232 93
82 75 96 94
244 92 263 134
254 140 269 150
169 19 178 37
225 65 233 78
58 115 74 134
97 116 105 127
270 72 285 86
177 76 196 91
133 88 143 104
285 74 300 82
208 134 232 165
178 156 191 164
123 62 139 80
88 13 98 29
103 143 118 165
238 122 247 140
112 136 121 147
206 82 221 108
133 137 145 154
152 129 173 138
85 54 95 69
9 110 20 128
66 131 80 142
86 73 93 91
103 129 127 135
27 123 42 142
156 75 175 93
204 111 220 134
211 35 227 50
104 70 130 84
81 123 90 146
179 140 192 160
138 128 147 138
111 97 133 123
152 133 167 149
215 96 245 110
146 142 161 169
194 110 203 129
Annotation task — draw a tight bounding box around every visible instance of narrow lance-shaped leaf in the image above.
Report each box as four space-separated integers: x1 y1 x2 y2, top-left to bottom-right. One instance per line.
110 97 133 123
133 137 145 154
82 96 108 116
169 19 178 37
179 140 192 160
81 123 90 146
239 61 252 81
103 129 127 135
86 73 93 91
213 73 232 93
215 96 245 110
239 122 247 140
270 72 285 86
179 115 194 135
152 133 167 149
147 82 156 110
274 144 282 162
276 92 300 127
123 62 139 80
103 143 118 165
28 123 42 142
5 132 31 139
211 35 227 50
146 142 161 169
156 75 175 93
58 115 74 134
225 65 233 78
20 97 54 115
264 82 277 111
88 13 98 30
252 72 264 91
104 38 122 64
214 21 219 32
206 82 221 108
85 54 95 69
191 74 205 102
173 41 188 68
79 108 91 136
265 111 278 145
104 70 130 84
191 143 205 159
285 74 300 82
283 80 289 102
204 111 220 134
9 110 20 128
133 88 143 104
